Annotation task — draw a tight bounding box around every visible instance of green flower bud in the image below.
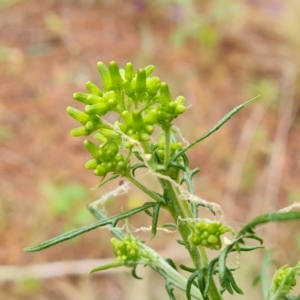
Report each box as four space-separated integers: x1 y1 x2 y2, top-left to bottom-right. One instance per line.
144 124 154 134
140 132 150 142
188 220 227 250
109 61 123 90
132 110 144 130
146 77 161 95
144 64 155 77
125 62 135 81
93 132 107 143
87 94 103 105
70 126 91 137
85 102 109 115
73 92 98 105
175 104 186 114
143 110 157 125
123 80 135 97
85 81 103 96
83 140 99 157
85 120 101 131
136 68 146 94
94 164 107 176
97 61 112 91
121 110 132 124
66 107 90 124
160 83 172 105
174 95 185 105
171 142 182 151
98 128 119 139
85 158 98 170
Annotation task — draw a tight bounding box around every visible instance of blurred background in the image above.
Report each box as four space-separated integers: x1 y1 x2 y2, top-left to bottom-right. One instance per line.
1 0 300 299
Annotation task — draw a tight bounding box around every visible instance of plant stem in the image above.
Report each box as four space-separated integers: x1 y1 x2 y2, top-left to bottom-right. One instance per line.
161 178 222 300
163 125 171 170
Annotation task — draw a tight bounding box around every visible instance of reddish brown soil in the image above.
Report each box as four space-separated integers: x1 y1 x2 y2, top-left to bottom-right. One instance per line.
1 0 300 299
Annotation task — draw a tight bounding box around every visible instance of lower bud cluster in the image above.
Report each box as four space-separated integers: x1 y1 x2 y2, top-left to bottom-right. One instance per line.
273 265 297 291
188 220 229 250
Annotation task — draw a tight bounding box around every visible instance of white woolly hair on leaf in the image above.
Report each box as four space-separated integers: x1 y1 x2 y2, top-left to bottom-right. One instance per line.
132 226 177 234
90 180 130 214
278 202 300 213
171 125 189 146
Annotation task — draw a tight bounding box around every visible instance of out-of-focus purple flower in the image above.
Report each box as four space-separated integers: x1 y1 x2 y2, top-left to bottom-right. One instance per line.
132 0 147 12
267 1 282 14
247 0 260 5
169 5 184 23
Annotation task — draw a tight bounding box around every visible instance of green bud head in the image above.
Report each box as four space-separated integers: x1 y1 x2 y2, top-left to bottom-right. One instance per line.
175 104 186 114
144 124 154 134
121 110 132 124
83 140 99 157
97 61 112 91
146 76 160 93
85 81 103 96
140 132 150 142
160 83 172 104
125 62 135 81
85 102 109 115
207 235 218 245
171 142 183 150
87 94 103 105
70 126 91 137
93 132 107 143
136 68 146 94
123 80 134 97
85 158 98 170
132 110 144 130
73 92 97 105
66 107 90 124
144 65 155 77
94 164 107 176
207 222 221 234
109 61 123 90
143 109 158 125
174 95 185 105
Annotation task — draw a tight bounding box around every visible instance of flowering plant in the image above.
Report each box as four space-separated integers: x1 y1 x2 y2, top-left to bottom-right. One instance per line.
25 61 300 299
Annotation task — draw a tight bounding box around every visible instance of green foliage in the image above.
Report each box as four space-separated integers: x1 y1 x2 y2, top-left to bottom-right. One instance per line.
25 61 300 300
39 181 92 227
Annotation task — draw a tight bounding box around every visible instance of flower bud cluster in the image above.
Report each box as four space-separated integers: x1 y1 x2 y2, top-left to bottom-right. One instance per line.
188 220 229 250
67 61 187 177
273 265 297 292
111 236 146 263
84 138 129 177
155 140 183 161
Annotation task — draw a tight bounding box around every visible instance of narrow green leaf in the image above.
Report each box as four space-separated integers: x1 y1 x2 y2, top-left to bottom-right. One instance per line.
204 258 219 296
165 280 176 300
237 211 300 237
95 173 120 189
151 202 162 238
24 202 156 252
90 261 124 274
227 270 244 295
186 272 199 300
180 265 196 273
218 245 234 285
261 250 275 299
173 95 260 160
131 265 143 280
165 258 177 271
